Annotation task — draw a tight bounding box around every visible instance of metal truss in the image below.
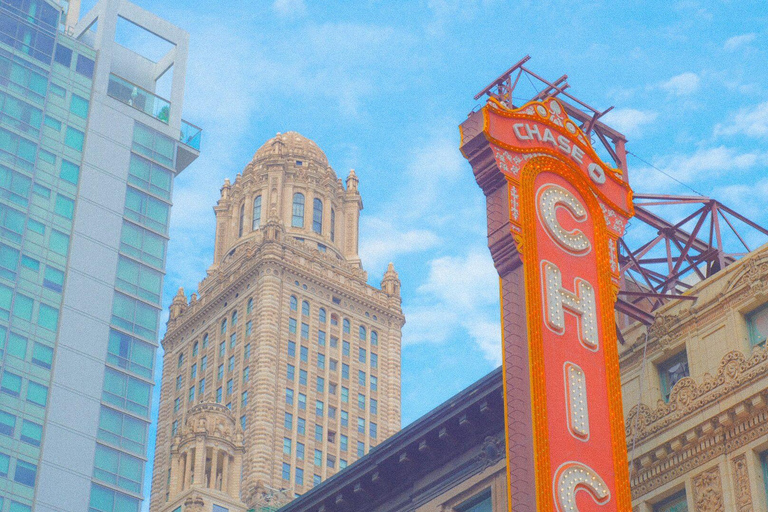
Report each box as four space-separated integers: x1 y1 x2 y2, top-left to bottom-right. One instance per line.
474 57 768 333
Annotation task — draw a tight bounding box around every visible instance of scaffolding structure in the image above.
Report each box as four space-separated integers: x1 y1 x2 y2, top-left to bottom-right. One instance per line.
474 56 768 334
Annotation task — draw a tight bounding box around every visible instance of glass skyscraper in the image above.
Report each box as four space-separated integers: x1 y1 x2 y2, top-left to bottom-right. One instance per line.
0 0 199 510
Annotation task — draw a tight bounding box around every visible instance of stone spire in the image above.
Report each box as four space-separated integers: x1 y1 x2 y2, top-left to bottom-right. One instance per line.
346 168 359 192
169 287 187 323
381 262 401 297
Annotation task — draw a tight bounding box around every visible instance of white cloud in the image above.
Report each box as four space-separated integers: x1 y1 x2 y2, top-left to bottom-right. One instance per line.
403 250 501 364
601 108 658 139
658 146 767 182
724 33 757 51
273 0 307 18
660 72 701 96
359 217 441 273
715 101 768 139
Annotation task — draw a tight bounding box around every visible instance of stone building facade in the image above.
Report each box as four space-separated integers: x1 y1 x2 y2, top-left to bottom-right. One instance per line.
275 246 768 512
621 244 768 511
148 132 405 512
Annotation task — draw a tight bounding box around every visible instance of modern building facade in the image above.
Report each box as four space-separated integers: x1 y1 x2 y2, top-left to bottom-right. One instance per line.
0 1 199 511
149 132 405 512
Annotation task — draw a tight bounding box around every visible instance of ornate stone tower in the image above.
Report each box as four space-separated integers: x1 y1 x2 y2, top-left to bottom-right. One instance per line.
149 132 405 511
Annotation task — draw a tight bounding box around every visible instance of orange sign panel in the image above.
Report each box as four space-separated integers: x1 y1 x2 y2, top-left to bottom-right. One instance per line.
461 97 633 511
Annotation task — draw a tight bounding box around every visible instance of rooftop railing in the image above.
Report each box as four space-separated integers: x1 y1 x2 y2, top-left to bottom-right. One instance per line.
180 119 201 150
107 73 170 124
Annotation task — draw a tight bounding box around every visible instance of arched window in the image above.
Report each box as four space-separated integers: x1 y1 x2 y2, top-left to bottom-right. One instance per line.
359 326 367 341
319 308 326 324
343 319 350 334
220 318 227 334
292 193 305 227
177 352 184 368
371 331 378 346
290 296 298 311
313 198 323 234
202 334 209 348
252 195 262 230
238 203 245 237
330 208 335 242
247 298 253 314
301 300 310 316
192 342 198 356
232 310 238 326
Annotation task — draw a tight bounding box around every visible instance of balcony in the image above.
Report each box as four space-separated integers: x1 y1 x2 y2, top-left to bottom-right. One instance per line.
107 73 170 124
180 119 201 150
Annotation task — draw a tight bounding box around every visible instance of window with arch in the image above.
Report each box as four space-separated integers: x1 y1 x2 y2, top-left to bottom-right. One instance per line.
220 318 227 335
359 326 366 341
292 193 305 227
252 195 262 230
290 296 298 311
231 310 238 326
177 352 184 368
330 208 335 242
331 314 339 326
313 198 323 234
343 319 350 334
302 301 310 317
202 334 209 348
238 203 245 237
247 298 253 314
192 342 198 357
371 331 378 346
319 308 326 324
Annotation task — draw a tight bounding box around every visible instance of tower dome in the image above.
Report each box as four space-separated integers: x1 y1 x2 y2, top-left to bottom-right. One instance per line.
251 131 328 168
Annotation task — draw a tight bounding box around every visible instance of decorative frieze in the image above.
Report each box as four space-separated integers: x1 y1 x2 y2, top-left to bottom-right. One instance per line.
692 466 724 512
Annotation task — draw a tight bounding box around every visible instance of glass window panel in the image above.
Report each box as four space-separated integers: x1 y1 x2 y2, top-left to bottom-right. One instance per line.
75 55 95 78
0 410 15 436
54 44 72 66
119 221 166 269
60 159 80 184
64 126 84 151
54 194 75 219
26 380 48 406
38 303 59 331
70 94 89 118
32 342 53 369
20 420 42 446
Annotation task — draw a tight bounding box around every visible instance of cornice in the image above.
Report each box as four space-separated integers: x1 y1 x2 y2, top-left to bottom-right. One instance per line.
626 346 768 447
163 238 403 351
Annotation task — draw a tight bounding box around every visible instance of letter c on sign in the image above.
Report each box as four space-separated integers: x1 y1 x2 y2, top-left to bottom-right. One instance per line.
553 462 610 511
537 185 591 255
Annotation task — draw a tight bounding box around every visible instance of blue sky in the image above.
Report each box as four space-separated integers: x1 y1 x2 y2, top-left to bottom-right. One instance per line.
79 0 768 506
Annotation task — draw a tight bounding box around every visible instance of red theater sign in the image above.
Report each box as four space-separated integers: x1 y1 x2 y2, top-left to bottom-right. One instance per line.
461 97 633 511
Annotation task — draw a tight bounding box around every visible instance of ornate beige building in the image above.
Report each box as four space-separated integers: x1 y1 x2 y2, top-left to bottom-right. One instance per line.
621 244 768 511
148 132 405 512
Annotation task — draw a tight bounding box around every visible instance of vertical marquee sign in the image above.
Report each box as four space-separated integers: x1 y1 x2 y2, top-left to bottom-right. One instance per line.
460 97 633 511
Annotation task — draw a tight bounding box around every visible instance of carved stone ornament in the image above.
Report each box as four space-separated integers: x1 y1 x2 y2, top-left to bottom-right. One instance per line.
625 348 763 443
183 494 205 512
648 313 679 349
731 454 753 512
474 435 505 470
692 466 724 512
